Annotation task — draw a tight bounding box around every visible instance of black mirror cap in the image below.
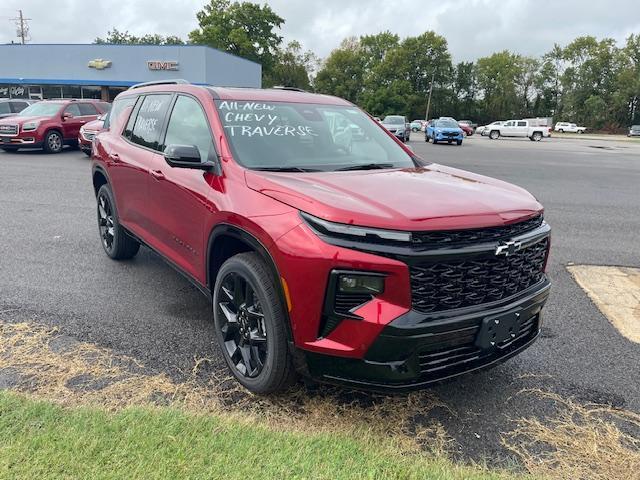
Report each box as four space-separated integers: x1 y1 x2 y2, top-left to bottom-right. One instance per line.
164 144 214 171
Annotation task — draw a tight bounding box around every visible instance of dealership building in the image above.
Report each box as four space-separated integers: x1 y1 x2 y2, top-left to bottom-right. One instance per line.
0 44 261 101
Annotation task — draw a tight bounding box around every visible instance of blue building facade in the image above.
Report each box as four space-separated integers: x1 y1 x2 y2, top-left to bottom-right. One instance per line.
0 44 261 101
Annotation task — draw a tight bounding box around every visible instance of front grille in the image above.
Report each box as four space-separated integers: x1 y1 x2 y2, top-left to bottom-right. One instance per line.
0 124 18 135
444 132 459 138
410 238 548 313
412 214 543 248
418 313 538 377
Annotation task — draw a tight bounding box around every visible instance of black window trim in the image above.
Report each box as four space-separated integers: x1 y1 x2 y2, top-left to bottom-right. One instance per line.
159 92 220 163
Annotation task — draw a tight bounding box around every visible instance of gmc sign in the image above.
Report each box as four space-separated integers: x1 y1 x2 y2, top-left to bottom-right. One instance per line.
147 61 179 71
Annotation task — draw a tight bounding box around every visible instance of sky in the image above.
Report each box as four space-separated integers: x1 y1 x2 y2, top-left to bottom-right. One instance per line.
1 0 638 62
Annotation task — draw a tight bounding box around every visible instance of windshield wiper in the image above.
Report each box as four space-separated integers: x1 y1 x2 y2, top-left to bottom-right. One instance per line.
336 163 395 171
253 166 321 173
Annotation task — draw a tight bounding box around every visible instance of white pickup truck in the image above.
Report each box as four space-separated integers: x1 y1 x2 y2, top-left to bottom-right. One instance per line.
487 119 551 141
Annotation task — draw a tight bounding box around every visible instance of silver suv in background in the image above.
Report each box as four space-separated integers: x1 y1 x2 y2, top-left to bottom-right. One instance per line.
0 99 33 119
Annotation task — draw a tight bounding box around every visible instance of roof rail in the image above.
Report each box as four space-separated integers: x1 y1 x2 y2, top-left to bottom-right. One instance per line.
129 79 191 90
271 86 306 92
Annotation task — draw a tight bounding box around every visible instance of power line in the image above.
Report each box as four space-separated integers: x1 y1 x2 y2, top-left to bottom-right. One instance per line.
9 10 31 44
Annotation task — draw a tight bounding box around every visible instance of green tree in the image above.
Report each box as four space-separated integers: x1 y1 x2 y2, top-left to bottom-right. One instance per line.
476 51 525 121
265 41 318 90
94 28 184 45
314 37 366 103
189 0 284 79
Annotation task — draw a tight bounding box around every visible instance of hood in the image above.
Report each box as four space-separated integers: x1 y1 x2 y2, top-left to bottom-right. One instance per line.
82 119 104 131
245 164 542 231
435 126 463 133
0 115 50 125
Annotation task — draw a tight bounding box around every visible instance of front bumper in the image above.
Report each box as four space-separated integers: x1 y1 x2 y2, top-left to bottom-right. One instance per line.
434 132 463 141
304 279 550 391
0 134 41 147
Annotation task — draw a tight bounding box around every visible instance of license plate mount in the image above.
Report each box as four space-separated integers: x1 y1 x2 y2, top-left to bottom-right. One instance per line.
475 308 524 350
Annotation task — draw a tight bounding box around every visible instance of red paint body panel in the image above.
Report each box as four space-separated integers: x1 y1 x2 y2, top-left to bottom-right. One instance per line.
92 85 546 362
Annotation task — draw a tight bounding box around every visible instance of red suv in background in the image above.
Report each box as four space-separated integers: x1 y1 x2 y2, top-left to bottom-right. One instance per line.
79 116 108 156
92 81 551 393
0 99 109 153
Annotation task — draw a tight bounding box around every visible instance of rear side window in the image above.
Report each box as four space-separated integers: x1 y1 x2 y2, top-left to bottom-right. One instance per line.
64 104 82 116
129 94 172 150
517 121 527 127
10 101 28 113
78 103 99 116
0 103 9 114
105 95 136 130
163 95 214 160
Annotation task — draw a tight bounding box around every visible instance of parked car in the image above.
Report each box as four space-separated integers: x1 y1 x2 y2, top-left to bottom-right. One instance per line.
628 125 640 137
382 115 410 142
478 121 504 136
458 122 474 136
554 122 586 134
426 118 464 145
486 119 551 141
92 80 551 393
458 120 476 132
410 120 426 132
0 99 33 119
78 116 106 156
0 99 110 153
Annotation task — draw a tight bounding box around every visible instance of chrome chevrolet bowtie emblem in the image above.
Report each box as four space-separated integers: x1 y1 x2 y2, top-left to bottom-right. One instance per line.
495 240 522 256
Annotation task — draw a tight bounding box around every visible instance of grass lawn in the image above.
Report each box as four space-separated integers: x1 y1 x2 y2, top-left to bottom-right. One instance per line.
0 391 514 480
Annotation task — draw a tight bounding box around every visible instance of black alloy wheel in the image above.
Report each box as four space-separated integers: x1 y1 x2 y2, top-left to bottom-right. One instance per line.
96 184 140 260
97 191 116 254
213 253 296 394
217 271 268 378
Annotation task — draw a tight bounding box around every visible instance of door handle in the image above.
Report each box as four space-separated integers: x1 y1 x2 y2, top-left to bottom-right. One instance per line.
150 169 165 181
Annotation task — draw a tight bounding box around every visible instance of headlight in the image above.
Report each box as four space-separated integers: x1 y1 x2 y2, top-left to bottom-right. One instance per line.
300 211 411 242
436 129 442 134
80 125 86 134
22 121 39 132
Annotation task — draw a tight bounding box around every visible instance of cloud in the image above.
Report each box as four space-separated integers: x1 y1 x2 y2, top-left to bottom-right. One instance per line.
1 0 637 62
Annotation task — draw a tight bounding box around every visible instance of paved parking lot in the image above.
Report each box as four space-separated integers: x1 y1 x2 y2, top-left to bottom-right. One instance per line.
1 134 639 462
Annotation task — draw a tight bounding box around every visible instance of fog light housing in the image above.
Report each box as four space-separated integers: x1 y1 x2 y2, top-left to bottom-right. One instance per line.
338 274 384 295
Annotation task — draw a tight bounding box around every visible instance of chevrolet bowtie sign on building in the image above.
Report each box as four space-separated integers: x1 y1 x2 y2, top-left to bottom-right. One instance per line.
88 59 112 70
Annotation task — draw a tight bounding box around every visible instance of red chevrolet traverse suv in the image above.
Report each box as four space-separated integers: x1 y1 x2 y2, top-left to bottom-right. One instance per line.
91 80 551 393
0 99 109 153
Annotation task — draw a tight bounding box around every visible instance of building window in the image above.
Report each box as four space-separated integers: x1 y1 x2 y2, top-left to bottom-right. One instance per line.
28 85 43 100
108 87 128 102
61 85 81 99
81 86 102 99
42 85 63 99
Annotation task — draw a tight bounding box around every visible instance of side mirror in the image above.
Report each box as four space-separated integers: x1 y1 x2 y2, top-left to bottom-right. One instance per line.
62 112 73 120
164 144 213 170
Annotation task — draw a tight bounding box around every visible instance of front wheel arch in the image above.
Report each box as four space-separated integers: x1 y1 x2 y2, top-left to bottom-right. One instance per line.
206 224 293 344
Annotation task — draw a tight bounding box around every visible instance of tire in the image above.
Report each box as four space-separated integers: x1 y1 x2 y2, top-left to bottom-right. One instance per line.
0 146 19 152
558 129 564 133
43 130 63 154
432 138 438 144
425 135 429 143
96 184 140 260
457 140 463 146
213 252 296 394
578 130 584 134
531 132 543 142
489 130 500 140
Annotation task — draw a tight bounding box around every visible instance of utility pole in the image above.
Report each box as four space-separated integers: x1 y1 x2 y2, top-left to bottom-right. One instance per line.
425 71 435 121
11 10 31 44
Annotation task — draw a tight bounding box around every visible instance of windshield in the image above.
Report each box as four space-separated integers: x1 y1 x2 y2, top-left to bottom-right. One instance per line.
216 101 416 172
435 119 459 128
382 115 404 125
18 102 62 117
